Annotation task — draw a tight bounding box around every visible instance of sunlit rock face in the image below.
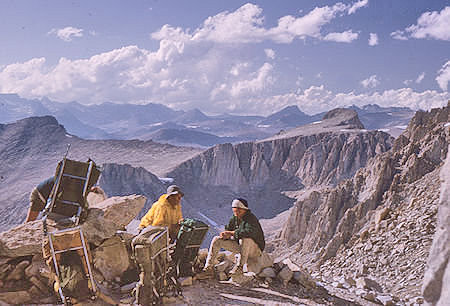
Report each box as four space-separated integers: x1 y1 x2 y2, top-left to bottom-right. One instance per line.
167 109 392 224
278 103 449 302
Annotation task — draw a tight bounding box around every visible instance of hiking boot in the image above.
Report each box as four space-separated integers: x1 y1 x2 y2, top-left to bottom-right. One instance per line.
195 267 215 280
229 265 244 275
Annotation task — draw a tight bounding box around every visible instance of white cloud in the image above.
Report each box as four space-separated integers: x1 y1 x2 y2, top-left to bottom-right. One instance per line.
403 72 425 86
390 30 408 40
264 86 450 115
191 3 267 43
269 3 350 43
348 0 369 15
416 72 425 84
392 6 450 41
5 3 438 117
368 33 378 46
229 62 249 76
323 30 358 43
264 48 275 59
230 63 274 98
406 6 450 41
48 26 84 42
151 2 364 45
436 60 450 91
361 75 380 88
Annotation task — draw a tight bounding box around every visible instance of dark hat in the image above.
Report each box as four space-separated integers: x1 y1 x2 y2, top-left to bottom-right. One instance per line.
231 198 248 210
167 185 184 197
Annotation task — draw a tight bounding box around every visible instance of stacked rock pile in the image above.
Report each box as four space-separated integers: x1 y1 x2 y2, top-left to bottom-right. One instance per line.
0 195 146 305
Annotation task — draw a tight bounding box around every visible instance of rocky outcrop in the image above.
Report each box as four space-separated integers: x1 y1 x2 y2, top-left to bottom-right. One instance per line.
277 103 450 303
322 108 364 128
0 194 145 305
422 144 450 305
0 195 145 258
99 163 166 218
167 109 392 224
0 115 202 232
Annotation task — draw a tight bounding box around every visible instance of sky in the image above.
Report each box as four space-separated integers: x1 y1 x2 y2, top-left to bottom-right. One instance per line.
0 0 449 115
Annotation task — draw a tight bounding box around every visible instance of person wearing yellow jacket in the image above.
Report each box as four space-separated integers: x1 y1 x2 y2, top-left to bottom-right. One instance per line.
138 185 183 239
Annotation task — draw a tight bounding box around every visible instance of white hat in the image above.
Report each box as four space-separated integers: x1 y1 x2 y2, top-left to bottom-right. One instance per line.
231 198 248 210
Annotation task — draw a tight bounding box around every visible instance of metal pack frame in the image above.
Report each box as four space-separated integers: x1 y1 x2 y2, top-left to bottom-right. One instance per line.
45 226 96 305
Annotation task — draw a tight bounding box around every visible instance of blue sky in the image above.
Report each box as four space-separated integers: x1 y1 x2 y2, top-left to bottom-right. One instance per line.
0 0 449 115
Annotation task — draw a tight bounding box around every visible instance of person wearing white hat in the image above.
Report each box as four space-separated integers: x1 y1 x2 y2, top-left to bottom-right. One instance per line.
197 198 265 279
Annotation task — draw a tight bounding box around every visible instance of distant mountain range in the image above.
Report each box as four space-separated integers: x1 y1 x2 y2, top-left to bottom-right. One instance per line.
0 94 415 146
0 108 393 232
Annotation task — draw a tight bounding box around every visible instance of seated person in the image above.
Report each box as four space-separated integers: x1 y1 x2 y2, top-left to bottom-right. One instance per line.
198 198 265 278
138 185 184 240
25 176 55 222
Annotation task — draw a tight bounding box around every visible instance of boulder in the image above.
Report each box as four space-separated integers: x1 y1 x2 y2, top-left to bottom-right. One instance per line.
231 271 254 285
196 248 208 265
215 259 232 273
5 260 29 281
278 265 293 284
362 292 377 302
92 236 131 282
375 207 390 226
259 267 276 278
24 254 47 279
281 258 300 271
0 220 49 257
293 269 316 289
0 290 31 305
90 195 146 228
356 277 382 292
179 276 193 286
217 272 228 281
247 251 273 274
0 195 147 257
376 295 395 306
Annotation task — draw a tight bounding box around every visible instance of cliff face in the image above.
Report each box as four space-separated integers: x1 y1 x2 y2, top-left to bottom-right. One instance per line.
422 144 450 305
278 103 450 300
99 163 166 218
166 109 392 224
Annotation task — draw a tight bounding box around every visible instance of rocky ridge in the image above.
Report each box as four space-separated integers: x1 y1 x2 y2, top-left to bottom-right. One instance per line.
275 103 450 304
422 143 450 305
0 116 202 231
167 109 392 225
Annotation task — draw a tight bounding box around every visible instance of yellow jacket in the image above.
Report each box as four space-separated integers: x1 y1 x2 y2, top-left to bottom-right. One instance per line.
139 194 183 228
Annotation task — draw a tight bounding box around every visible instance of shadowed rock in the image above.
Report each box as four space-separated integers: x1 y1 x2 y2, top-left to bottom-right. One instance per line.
422 144 450 305
0 194 146 258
